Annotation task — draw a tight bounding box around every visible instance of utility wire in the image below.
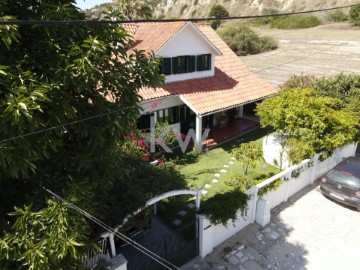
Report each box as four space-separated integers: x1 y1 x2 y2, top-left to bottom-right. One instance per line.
0 4 359 25
1 35 359 144
0 98 161 144
40 184 181 270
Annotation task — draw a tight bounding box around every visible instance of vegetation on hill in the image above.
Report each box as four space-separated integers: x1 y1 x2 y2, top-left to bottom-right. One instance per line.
350 4 360 25
327 10 349 22
218 24 278 56
208 4 229 30
250 14 323 29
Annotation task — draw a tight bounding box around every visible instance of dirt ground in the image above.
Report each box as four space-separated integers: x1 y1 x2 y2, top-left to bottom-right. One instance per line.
241 22 360 87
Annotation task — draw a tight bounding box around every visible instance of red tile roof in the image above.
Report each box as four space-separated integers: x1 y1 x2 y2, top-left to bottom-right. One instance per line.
123 22 186 54
127 22 278 115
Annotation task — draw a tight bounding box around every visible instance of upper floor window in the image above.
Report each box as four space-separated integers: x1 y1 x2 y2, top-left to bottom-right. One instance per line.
160 58 172 75
159 54 210 75
172 55 195 74
197 54 211 71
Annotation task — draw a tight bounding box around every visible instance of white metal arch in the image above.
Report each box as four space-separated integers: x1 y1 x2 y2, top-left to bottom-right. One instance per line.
115 187 204 231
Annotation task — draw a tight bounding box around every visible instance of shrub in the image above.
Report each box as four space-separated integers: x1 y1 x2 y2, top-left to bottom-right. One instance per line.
193 0 198 5
281 74 315 89
250 14 322 29
270 15 322 29
218 24 278 56
199 190 249 225
327 10 348 22
350 5 360 26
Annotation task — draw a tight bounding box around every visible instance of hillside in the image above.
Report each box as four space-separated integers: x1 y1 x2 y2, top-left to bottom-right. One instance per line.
154 0 359 19
86 0 359 20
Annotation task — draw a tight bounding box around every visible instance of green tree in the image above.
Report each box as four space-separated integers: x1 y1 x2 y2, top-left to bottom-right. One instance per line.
218 23 278 56
257 88 358 166
0 1 182 268
208 4 229 30
114 0 153 20
231 141 263 175
350 5 360 26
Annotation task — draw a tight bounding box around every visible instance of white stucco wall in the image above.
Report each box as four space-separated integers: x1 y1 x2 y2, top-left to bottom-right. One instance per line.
157 24 217 83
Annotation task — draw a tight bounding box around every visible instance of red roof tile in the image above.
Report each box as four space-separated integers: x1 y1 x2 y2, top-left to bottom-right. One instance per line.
123 22 186 54
129 22 278 115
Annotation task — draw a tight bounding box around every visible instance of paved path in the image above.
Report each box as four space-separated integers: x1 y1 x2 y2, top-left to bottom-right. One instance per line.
183 180 360 269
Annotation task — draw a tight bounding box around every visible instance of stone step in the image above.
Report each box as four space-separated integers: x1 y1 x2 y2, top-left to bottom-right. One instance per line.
173 219 182 226
178 210 187 217
211 179 219 183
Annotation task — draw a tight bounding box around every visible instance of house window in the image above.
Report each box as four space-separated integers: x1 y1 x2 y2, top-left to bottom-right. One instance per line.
197 54 211 71
160 57 172 75
155 106 194 124
172 55 196 74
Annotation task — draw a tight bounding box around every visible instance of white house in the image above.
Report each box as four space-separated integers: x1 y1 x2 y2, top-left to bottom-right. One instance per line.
123 21 278 146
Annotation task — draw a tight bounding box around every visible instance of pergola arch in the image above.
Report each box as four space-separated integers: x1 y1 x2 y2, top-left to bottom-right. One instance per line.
103 188 204 257
116 187 203 231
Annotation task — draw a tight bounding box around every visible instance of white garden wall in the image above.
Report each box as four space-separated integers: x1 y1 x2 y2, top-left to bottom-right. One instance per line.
199 142 358 258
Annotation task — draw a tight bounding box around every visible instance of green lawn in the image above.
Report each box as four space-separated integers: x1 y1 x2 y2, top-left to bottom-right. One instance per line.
172 128 278 198
157 128 278 232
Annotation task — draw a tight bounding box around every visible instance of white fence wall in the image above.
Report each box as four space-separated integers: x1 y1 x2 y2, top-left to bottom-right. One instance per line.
199 142 358 258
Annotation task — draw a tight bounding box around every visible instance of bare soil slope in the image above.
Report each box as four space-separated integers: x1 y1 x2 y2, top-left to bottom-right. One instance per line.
154 0 359 19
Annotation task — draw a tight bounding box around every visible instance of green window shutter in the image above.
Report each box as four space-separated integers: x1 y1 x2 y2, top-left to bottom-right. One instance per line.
172 57 178 74
163 58 172 75
206 54 211 70
188 56 195 72
196 55 203 71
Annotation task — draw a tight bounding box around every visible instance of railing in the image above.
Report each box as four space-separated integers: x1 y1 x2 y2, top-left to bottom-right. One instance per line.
81 238 109 269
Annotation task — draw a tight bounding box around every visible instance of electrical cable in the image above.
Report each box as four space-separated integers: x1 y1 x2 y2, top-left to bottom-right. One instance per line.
39 184 181 270
0 4 358 25
0 98 162 143
1 35 358 144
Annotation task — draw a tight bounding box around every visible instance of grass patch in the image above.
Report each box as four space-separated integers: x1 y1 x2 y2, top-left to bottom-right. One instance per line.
159 128 279 226
167 128 278 198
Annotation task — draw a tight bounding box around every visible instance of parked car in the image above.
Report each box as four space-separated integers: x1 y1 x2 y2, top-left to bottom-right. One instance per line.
320 157 360 211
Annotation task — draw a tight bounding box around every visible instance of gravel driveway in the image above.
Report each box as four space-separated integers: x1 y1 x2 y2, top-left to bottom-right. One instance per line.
184 179 360 269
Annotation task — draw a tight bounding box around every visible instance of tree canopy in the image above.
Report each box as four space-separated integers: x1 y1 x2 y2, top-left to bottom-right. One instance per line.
208 4 229 30
257 88 358 165
0 1 186 268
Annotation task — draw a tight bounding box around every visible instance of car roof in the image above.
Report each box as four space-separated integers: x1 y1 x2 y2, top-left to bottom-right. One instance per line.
334 157 360 177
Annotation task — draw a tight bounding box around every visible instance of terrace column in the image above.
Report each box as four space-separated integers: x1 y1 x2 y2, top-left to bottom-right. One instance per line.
195 114 202 149
236 106 244 118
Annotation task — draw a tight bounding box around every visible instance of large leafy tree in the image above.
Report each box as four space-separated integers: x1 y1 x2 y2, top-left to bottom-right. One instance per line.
0 1 185 269
257 88 358 166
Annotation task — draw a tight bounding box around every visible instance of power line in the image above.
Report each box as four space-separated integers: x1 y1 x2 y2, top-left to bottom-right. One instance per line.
0 4 358 25
1 34 358 144
0 98 160 144
40 184 181 270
